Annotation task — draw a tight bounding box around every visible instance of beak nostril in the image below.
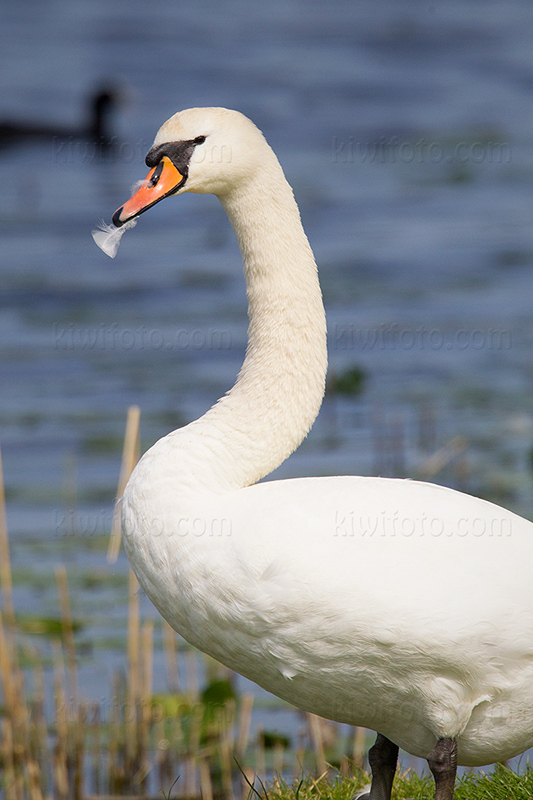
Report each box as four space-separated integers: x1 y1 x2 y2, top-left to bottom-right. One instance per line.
149 161 164 187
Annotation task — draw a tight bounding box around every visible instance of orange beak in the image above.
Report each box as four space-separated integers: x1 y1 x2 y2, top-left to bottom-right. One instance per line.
112 156 185 227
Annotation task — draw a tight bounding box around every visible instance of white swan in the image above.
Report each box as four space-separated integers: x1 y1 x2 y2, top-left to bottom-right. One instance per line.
107 108 533 800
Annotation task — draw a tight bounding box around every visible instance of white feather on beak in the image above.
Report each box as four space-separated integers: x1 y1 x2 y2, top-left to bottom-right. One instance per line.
91 179 150 258
91 217 138 258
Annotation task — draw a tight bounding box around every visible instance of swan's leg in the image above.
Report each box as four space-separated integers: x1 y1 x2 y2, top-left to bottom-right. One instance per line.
357 733 399 800
427 738 457 800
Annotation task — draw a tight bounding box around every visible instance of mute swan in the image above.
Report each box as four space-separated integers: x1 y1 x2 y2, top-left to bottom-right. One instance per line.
103 107 533 800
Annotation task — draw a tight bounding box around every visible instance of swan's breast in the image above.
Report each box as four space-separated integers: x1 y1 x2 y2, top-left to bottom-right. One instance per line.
123 471 533 763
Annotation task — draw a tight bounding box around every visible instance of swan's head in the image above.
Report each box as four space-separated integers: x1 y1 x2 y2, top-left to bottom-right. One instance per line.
113 107 271 227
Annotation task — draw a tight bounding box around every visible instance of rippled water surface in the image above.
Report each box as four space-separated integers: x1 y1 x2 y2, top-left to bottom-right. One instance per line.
2 0 533 772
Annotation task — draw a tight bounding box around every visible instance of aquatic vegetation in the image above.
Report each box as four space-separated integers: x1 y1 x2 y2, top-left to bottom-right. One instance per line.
327 366 366 397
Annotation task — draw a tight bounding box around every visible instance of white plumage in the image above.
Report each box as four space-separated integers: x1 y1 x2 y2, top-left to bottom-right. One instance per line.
104 108 533 797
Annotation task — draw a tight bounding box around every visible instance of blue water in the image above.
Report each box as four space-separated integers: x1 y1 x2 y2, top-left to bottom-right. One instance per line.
2 0 533 777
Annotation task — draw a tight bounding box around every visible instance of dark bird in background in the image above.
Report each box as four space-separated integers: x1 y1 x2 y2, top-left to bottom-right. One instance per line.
0 86 120 150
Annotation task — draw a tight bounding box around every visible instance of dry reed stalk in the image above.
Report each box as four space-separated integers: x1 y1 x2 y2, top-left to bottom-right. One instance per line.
255 726 266 785
2 718 23 800
186 649 200 699
0 608 29 800
217 697 236 759
218 706 235 800
108 405 141 563
352 726 366 769
0 460 40 800
141 622 154 706
307 713 327 777
6 677 39 798
273 741 284 778
453 448 470 490
236 694 253 760
185 703 203 797
138 621 154 790
108 406 142 788
153 711 168 787
184 754 197 799
308 769 329 792
29 658 47 793
13 657 31 742
2 718 17 800
189 701 203 754
0 608 17 717
239 766 256 800
25 757 44 800
339 754 349 777
52 640 70 800
199 756 214 800
88 702 102 797
293 746 305 782
0 448 22 800
20 660 45 800
126 566 141 779
170 706 185 768
73 703 86 800
108 674 122 794
162 619 180 693
55 564 78 710
53 727 70 798
0 445 15 631
415 435 467 480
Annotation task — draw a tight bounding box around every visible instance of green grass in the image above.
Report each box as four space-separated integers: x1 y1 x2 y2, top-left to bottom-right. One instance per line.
245 764 533 800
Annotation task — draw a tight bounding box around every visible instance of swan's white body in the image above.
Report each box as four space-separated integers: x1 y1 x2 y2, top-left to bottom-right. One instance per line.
120 108 533 768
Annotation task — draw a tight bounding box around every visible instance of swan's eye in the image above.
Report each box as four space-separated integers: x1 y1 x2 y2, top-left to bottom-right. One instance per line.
194 136 206 145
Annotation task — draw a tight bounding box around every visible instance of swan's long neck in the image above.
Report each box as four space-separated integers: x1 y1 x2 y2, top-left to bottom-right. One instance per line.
149 157 327 494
